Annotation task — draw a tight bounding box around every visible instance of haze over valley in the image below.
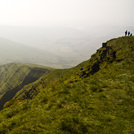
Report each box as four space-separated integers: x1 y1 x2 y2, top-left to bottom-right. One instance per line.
0 25 134 68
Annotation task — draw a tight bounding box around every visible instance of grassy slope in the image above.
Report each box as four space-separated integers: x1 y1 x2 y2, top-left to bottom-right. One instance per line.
0 37 134 133
0 63 51 110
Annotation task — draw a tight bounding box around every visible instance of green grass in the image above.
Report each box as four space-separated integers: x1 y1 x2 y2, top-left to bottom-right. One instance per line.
0 36 134 133
0 63 51 110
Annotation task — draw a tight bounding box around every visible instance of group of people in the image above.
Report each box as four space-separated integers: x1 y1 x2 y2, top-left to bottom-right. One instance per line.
125 30 132 36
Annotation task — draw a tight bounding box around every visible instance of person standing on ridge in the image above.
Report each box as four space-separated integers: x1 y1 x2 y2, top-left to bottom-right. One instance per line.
125 30 127 36
128 31 130 36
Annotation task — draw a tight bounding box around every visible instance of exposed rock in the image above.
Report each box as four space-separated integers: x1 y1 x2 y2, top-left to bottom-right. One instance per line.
102 42 107 48
90 61 100 75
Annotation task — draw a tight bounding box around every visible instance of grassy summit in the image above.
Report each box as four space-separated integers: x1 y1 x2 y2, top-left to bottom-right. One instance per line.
0 36 134 133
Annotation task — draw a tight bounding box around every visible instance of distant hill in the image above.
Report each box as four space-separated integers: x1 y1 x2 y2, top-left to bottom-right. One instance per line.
0 63 51 110
0 36 134 133
0 37 72 68
0 26 93 68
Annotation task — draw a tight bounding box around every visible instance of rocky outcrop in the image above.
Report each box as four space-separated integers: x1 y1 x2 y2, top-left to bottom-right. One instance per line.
99 43 116 62
102 42 107 48
79 42 117 78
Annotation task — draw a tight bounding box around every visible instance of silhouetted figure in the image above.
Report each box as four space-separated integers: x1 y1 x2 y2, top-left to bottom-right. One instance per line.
128 31 130 36
125 30 127 36
130 33 132 36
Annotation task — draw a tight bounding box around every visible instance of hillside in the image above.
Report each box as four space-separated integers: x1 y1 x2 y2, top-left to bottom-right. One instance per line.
0 63 51 110
0 36 134 133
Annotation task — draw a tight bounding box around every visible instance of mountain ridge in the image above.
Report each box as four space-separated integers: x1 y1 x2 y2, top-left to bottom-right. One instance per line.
0 63 51 110
0 36 134 133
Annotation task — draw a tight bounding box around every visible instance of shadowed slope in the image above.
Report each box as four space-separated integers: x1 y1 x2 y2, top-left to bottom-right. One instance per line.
0 63 51 110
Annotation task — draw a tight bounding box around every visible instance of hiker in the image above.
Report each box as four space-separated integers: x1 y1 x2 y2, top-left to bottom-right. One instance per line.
125 30 127 36
130 33 132 36
128 31 130 36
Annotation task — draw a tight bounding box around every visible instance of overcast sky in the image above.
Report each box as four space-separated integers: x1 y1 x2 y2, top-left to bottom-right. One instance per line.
0 0 134 27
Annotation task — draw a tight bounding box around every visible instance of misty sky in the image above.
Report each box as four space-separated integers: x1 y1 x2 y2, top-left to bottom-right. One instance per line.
0 0 134 28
